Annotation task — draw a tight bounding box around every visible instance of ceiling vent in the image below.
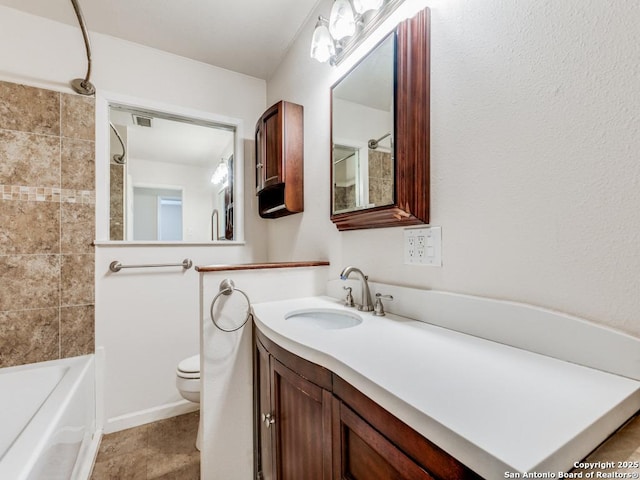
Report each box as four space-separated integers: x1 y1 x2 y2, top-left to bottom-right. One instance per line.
132 114 153 127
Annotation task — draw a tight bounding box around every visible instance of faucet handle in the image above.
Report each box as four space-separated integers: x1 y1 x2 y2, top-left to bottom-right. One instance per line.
343 286 355 307
373 293 393 316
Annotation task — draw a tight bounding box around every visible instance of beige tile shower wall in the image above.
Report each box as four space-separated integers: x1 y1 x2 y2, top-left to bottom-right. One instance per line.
368 149 393 206
0 80 95 368
109 164 124 241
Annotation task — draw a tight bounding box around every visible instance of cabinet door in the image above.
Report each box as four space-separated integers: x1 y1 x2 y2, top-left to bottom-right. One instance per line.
333 398 435 480
262 106 283 188
255 339 274 480
255 120 265 193
333 376 481 480
272 359 332 480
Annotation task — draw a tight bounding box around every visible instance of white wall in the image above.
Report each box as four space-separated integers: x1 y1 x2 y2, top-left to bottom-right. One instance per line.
333 97 392 147
97 137 268 430
267 0 640 338
0 5 269 429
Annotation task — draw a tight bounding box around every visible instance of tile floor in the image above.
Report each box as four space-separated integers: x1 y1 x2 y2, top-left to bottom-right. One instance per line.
573 414 640 475
91 411 200 480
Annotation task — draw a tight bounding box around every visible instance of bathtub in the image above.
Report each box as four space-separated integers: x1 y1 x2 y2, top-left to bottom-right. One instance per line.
0 355 99 480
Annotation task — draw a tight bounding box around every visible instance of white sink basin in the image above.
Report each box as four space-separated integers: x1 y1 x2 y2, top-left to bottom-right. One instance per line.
285 308 362 330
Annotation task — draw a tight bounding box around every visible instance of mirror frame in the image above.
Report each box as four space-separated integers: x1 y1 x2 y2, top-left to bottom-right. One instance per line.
330 8 430 231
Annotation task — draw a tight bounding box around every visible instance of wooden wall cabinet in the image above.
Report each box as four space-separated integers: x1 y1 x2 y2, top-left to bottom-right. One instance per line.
255 101 304 218
253 327 481 480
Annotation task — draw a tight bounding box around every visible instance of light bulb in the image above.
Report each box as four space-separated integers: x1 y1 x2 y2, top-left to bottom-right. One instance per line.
211 161 229 185
310 17 335 63
353 0 384 14
329 0 356 40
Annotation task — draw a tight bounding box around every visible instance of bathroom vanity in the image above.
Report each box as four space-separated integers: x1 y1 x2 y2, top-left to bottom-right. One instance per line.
251 294 640 479
254 326 479 480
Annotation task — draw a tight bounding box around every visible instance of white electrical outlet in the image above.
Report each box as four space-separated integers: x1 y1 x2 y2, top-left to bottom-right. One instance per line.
404 226 442 266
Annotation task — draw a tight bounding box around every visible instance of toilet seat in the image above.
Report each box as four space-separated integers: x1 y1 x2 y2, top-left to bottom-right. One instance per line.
175 353 202 449
177 355 200 379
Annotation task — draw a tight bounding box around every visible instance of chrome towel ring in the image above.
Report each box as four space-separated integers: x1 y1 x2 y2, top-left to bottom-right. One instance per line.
210 279 252 332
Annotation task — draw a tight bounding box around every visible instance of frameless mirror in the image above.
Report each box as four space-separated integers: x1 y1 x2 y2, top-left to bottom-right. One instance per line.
330 8 430 231
332 34 395 214
108 105 237 242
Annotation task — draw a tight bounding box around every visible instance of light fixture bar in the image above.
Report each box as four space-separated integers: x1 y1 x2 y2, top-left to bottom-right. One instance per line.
310 0 407 65
353 0 384 15
332 0 405 65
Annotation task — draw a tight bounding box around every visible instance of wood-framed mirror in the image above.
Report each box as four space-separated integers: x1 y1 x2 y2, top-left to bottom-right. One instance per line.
330 8 430 231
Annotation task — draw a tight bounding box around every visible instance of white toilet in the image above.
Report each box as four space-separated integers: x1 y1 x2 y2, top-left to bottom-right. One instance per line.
176 354 202 449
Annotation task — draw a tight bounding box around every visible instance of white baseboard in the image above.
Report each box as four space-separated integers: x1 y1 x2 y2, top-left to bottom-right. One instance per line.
103 400 199 434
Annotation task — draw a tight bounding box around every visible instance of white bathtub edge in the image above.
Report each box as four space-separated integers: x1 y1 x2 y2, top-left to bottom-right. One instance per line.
74 427 102 480
0 355 97 480
76 348 104 480
94 347 106 438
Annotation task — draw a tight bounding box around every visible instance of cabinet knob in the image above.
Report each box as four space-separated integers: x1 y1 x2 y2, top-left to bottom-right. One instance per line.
261 412 276 428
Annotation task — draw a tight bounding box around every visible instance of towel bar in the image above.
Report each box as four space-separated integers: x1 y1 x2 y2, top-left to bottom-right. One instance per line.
109 258 193 273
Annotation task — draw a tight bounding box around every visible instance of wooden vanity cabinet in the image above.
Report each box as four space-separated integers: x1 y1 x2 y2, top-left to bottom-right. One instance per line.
254 330 332 480
255 339 274 480
333 398 434 480
255 100 304 219
253 327 481 480
332 377 481 480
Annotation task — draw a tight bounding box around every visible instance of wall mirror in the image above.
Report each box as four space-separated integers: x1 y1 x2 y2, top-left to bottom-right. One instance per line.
332 34 395 215
330 8 430 231
108 105 238 242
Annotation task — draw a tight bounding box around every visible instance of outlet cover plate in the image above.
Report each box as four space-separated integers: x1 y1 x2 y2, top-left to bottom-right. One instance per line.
404 226 442 266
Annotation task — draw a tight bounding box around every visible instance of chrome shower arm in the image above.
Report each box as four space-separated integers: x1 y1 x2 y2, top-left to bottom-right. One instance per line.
368 132 392 150
69 0 96 95
109 122 126 164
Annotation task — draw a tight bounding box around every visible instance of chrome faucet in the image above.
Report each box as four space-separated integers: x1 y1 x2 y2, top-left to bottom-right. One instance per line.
340 266 374 312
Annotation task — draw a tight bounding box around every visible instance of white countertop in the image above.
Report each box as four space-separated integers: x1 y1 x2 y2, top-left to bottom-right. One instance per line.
252 296 640 479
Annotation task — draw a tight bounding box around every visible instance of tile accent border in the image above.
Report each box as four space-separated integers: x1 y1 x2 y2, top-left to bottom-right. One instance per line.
1 184 95 204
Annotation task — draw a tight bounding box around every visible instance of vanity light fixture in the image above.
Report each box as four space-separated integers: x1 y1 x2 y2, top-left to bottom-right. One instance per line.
310 16 336 63
211 160 229 187
310 0 404 65
329 0 356 40
353 0 384 14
